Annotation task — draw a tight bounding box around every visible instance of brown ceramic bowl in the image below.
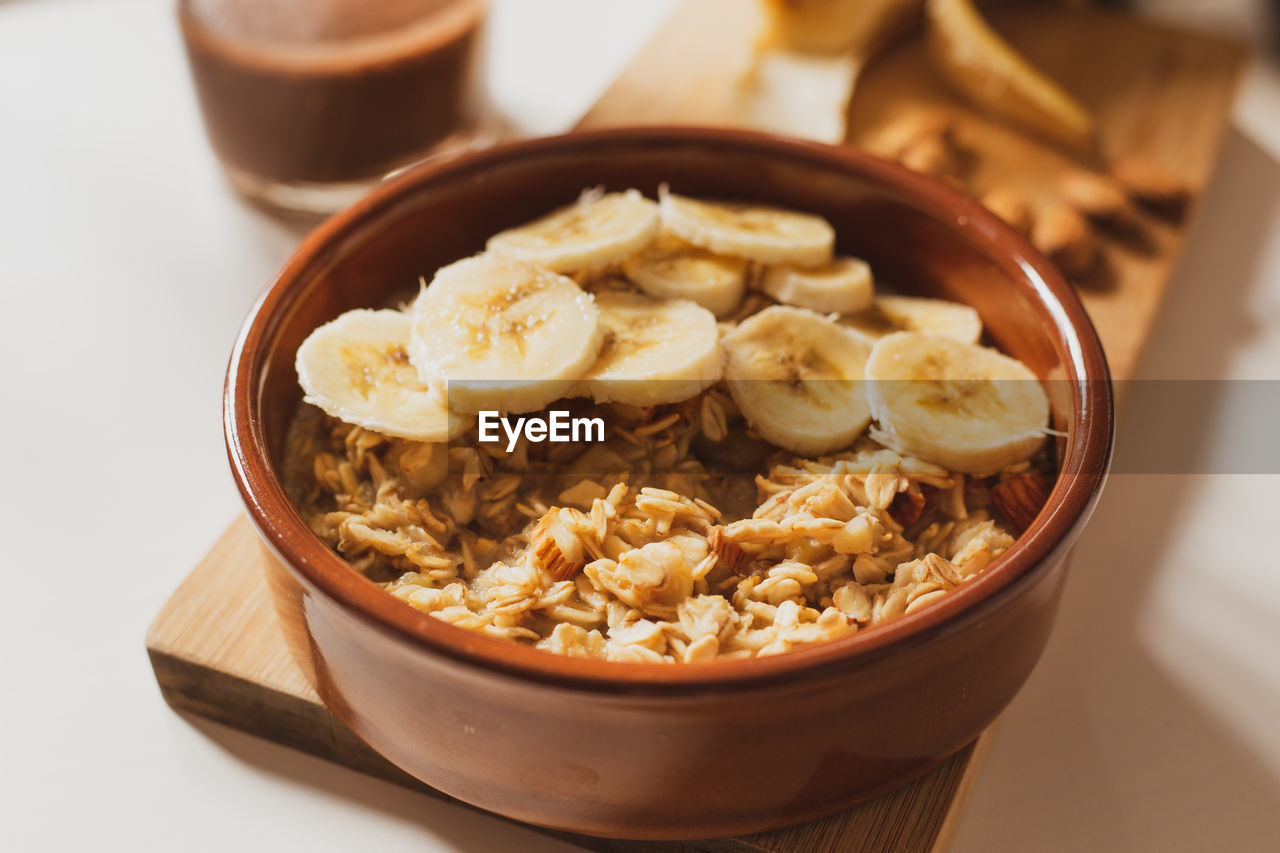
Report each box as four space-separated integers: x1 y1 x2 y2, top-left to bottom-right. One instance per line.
226 128 1113 840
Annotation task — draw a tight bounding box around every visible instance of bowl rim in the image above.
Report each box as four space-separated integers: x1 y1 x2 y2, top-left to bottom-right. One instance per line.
225 126 1114 692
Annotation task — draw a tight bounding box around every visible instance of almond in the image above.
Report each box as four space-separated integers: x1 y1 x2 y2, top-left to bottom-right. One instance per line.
707 525 752 575
872 109 954 158
990 471 1055 533
1058 169 1138 228
980 186 1033 234
1109 156 1190 216
899 134 963 179
531 510 587 581
888 487 927 528
1032 203 1097 278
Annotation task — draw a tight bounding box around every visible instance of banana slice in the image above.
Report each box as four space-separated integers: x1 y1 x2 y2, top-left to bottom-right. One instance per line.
759 256 874 314
409 255 603 414
575 291 724 406
485 188 660 273
658 186 835 268
620 234 749 318
843 294 982 344
721 305 874 456
295 309 471 442
865 331 1048 476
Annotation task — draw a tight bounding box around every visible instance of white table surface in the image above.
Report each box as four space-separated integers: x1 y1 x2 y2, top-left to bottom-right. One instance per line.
2 1 1277 850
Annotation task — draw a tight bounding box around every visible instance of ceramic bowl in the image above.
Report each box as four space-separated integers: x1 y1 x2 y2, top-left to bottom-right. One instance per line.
225 128 1113 839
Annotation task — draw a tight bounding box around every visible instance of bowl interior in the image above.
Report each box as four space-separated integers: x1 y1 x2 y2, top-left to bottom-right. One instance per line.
232 128 1111 685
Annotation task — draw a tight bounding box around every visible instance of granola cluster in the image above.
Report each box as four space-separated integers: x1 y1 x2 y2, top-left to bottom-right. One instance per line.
286 392 1018 662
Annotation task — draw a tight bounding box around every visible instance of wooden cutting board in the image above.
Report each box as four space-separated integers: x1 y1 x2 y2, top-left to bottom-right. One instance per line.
147 2 1243 850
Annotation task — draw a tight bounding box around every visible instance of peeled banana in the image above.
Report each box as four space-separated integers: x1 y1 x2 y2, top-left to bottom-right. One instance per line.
757 0 922 55
739 0 922 143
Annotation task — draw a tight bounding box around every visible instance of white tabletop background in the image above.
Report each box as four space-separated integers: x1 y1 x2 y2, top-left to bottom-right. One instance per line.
2 1 1277 850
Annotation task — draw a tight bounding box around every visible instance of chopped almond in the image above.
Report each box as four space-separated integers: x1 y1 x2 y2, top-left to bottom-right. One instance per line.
1109 156 1190 216
888 487 927 527
991 471 1054 533
531 510 587 581
707 525 752 575
1058 169 1138 229
1032 203 1097 278
981 186 1033 235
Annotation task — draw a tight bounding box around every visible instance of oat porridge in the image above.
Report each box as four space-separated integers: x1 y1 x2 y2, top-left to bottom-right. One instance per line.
285 187 1054 663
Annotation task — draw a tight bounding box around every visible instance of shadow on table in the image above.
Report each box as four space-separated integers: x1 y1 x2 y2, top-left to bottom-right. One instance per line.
953 128 1280 852
185 715 584 853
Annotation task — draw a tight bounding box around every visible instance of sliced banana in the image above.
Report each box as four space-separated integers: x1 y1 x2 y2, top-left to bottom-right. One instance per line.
620 233 748 318
759 256 874 314
721 305 874 456
409 255 603 414
865 331 1048 477
575 291 724 406
485 188 660 273
843 294 983 344
658 186 835 268
295 309 471 442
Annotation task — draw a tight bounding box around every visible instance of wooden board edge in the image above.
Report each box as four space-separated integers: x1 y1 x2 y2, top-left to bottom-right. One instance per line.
927 724 999 853
146 640 746 852
147 645 414 786
144 518 255 654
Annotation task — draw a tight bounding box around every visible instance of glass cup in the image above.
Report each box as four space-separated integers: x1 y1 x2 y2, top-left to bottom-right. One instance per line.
178 0 493 216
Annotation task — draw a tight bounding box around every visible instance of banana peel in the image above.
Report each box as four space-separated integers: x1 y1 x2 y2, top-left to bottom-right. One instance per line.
740 0 1096 155
924 0 1096 153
